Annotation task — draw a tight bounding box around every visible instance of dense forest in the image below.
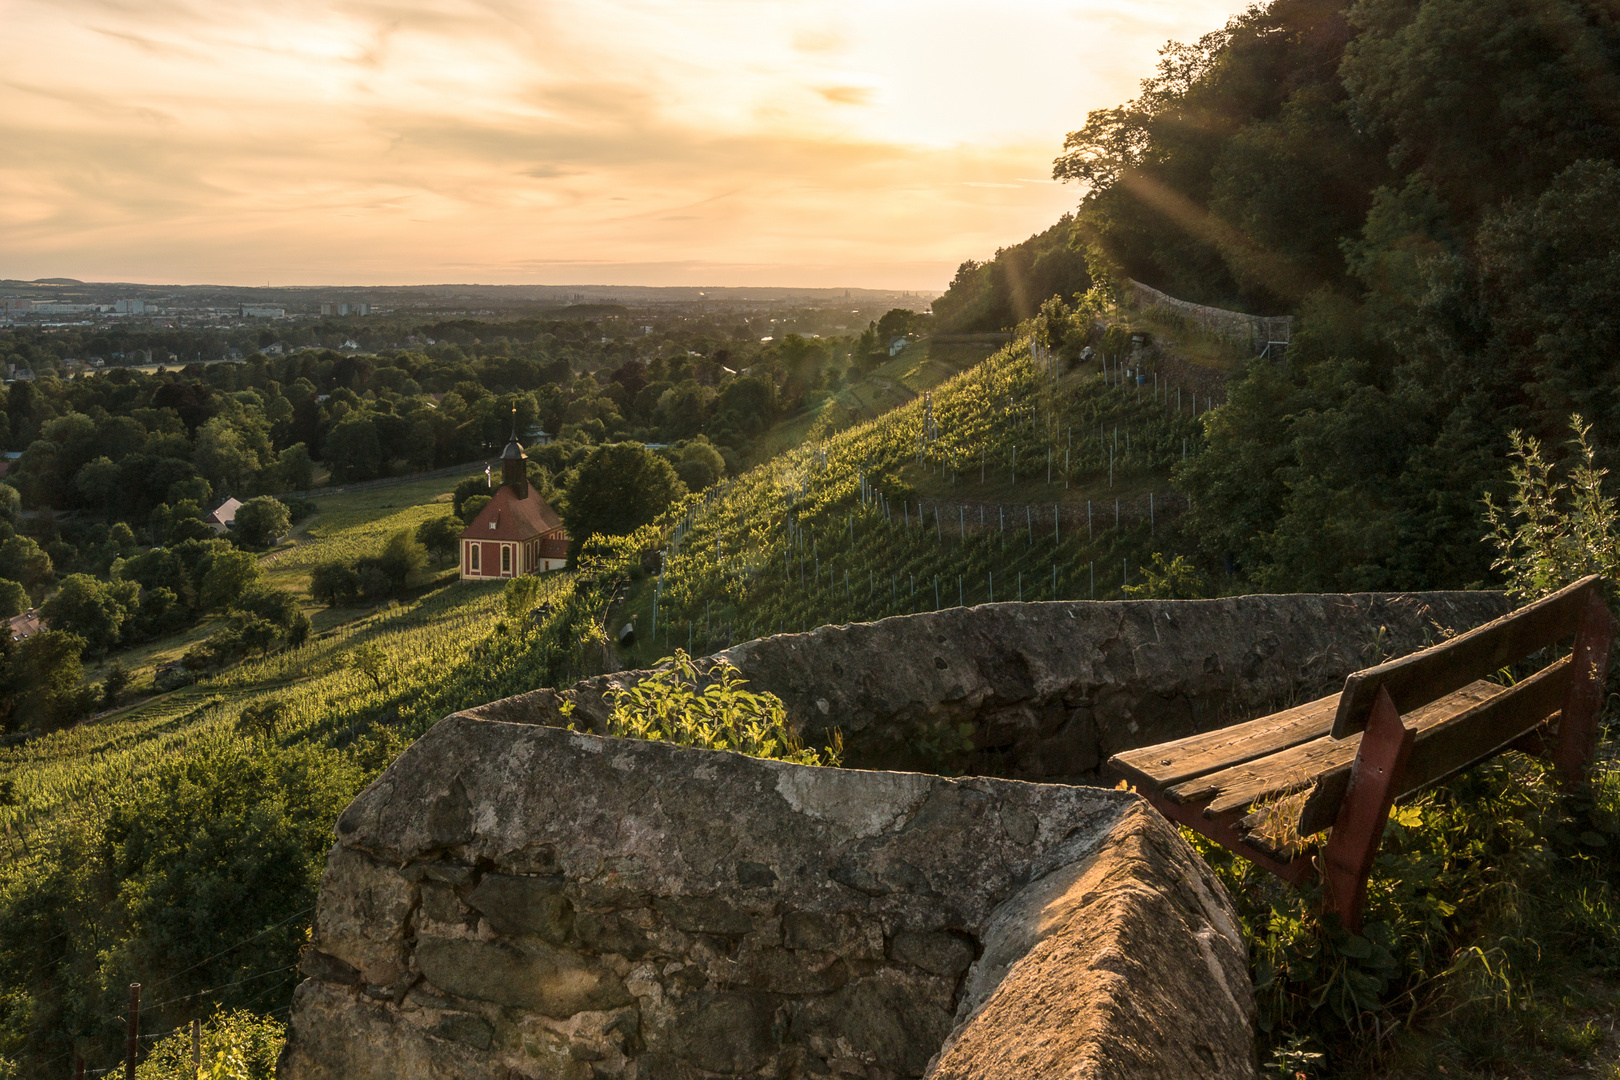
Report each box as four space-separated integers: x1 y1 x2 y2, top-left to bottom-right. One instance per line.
930 216 1093 332
1042 0 1620 593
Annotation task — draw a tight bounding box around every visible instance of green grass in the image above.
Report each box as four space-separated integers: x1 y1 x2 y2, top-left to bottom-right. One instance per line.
260 476 462 596
743 338 996 465
1129 307 1255 373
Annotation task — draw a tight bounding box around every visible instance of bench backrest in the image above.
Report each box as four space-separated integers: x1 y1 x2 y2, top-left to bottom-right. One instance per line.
1331 574 1604 738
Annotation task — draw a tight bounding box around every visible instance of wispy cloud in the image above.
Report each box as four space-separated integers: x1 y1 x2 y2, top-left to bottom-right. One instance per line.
0 0 1245 287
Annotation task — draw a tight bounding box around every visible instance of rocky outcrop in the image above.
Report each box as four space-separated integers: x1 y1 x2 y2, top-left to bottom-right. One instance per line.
465 591 1510 779
280 718 1255 1080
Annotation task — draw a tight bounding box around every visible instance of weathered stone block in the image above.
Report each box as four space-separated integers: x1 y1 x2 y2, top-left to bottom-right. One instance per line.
670 991 778 1075
891 931 974 979
574 911 653 959
733 945 850 995
309 846 416 987
429 1012 493 1051
781 911 883 959
468 873 574 942
415 936 632 1018
651 895 756 937
791 971 956 1076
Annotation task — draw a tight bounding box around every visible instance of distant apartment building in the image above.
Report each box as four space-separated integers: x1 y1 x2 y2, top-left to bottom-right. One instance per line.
113 299 147 314
1 299 33 311
320 302 370 316
240 305 285 318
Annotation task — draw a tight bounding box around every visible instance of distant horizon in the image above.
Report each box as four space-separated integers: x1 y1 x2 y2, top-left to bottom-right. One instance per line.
0 277 939 298
1 0 1247 290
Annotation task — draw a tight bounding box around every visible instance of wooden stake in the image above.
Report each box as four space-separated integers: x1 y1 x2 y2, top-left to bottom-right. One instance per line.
125 983 141 1080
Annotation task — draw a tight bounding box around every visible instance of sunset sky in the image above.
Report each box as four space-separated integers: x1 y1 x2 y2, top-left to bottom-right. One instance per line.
1 0 1244 290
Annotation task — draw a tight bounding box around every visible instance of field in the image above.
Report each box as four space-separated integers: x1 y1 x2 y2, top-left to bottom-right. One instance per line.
4 477 510 845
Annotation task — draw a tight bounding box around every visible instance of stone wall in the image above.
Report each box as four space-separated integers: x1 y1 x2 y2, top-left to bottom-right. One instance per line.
1128 279 1293 352
280 719 1256 1080
465 591 1511 780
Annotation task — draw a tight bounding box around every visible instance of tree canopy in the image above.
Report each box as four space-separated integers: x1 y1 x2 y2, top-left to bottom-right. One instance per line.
560 443 686 560
1038 0 1620 591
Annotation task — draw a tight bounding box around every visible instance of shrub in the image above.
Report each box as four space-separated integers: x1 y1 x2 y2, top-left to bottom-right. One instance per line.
1484 414 1620 601
309 562 360 606
103 660 132 708
236 699 288 741
580 649 840 766
133 1008 283 1080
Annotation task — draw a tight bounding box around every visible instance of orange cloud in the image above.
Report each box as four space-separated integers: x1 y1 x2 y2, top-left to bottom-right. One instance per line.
816 85 876 106
0 0 1247 288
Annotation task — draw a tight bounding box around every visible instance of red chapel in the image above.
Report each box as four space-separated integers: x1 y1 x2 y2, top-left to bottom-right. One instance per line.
459 436 570 580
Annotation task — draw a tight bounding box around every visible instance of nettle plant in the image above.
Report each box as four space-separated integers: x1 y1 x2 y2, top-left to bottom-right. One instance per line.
565 649 841 767
1484 414 1620 601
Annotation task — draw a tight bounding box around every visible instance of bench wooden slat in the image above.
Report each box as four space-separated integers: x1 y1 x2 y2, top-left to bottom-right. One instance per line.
1168 680 1506 815
1108 693 1340 791
1331 575 1599 738
1292 655 1572 835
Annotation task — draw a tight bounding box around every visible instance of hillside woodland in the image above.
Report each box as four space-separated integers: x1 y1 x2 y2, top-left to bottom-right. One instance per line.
1056 0 1620 592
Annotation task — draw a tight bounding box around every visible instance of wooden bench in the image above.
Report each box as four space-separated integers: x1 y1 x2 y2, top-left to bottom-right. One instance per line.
1110 575 1615 929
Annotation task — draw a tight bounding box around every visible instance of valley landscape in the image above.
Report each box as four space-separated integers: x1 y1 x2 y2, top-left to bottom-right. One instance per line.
6 0 1620 1077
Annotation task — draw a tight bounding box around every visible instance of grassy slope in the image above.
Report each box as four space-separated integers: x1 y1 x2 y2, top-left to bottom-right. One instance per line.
744 338 999 466
613 327 1200 668
5 477 506 853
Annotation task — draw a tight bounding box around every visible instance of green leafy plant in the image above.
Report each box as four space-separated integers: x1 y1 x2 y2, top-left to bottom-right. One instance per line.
1484 414 1620 601
1193 752 1620 1074
1124 552 1208 599
580 649 840 766
133 1008 283 1080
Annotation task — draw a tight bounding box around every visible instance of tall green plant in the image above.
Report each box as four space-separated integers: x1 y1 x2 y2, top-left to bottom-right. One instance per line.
575 649 840 766
1483 415 1620 600
133 1008 283 1079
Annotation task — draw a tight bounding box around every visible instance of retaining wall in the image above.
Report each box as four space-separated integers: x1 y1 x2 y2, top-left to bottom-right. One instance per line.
469 591 1512 779
281 722 1256 1079
1128 279 1292 352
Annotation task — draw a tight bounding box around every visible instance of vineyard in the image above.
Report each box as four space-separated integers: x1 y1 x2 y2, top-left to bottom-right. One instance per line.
0 478 632 1072
622 329 1220 664
0 315 1227 1074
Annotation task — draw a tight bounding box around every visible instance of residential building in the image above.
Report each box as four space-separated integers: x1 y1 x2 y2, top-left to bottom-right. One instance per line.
206 496 243 533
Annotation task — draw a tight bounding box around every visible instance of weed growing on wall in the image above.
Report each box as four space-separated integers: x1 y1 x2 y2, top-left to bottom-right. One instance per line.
575 649 841 767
